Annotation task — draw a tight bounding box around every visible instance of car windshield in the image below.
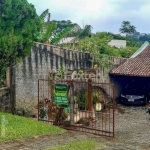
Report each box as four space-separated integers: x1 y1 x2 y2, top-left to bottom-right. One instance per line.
123 88 144 96
127 89 143 95
122 81 146 96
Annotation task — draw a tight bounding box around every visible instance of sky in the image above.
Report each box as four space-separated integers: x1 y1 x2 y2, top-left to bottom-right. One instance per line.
27 0 150 34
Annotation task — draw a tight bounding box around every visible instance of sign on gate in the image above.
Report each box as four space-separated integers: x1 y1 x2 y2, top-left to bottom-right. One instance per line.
54 84 68 105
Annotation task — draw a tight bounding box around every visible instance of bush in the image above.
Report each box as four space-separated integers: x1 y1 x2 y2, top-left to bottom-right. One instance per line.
0 0 41 84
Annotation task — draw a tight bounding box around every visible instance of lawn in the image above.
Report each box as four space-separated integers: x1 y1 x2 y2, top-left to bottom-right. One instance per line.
0 112 66 142
47 139 106 150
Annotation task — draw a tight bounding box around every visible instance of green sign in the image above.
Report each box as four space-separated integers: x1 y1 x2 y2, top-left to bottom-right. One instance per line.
54 84 68 106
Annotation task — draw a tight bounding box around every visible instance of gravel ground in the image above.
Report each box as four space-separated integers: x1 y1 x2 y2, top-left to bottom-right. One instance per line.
0 105 150 150
104 105 150 150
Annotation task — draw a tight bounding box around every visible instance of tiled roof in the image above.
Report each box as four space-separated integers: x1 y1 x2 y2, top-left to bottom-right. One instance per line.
110 44 150 77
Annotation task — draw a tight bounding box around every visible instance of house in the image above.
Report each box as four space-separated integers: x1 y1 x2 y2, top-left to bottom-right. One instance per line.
110 42 150 99
108 39 126 48
110 42 150 77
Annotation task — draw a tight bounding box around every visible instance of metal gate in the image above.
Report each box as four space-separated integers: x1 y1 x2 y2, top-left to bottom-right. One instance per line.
38 79 115 137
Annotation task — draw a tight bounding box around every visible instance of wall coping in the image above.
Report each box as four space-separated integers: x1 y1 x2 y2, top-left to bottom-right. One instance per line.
34 42 128 59
34 42 91 54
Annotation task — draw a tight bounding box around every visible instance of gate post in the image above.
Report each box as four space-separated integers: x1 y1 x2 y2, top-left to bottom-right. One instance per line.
49 72 55 102
70 81 74 125
88 79 92 111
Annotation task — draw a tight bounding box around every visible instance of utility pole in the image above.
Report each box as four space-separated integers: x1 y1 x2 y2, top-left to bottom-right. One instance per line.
82 20 84 28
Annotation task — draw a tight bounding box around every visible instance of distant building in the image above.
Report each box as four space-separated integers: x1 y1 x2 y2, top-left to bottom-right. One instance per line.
58 38 127 49
58 37 76 44
108 39 126 48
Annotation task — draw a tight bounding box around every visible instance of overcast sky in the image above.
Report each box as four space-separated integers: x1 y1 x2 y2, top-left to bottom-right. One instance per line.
27 0 150 34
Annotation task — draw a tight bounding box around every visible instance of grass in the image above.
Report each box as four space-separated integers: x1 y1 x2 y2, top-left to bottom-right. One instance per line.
47 139 106 150
0 111 66 142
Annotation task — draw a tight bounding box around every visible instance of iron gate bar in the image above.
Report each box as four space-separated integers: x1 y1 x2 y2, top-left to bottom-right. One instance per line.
38 79 39 121
38 78 115 85
37 79 115 137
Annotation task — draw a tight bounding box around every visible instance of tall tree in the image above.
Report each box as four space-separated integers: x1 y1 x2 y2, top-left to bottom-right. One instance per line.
119 21 136 35
0 0 41 86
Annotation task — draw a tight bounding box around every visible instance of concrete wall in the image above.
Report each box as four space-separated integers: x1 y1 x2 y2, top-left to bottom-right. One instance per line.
13 42 127 104
14 42 93 104
0 42 127 113
108 39 126 48
0 87 10 112
0 68 15 113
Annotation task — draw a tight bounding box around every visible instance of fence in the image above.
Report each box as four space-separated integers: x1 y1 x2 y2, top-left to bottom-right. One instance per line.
38 79 115 137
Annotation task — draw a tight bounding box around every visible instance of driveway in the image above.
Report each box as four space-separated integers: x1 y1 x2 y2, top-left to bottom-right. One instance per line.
0 105 150 150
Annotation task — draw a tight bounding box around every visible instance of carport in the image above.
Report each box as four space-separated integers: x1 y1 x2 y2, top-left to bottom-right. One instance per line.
110 43 150 101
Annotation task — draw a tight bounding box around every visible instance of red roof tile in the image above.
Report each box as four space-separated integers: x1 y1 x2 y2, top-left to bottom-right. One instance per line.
110 44 150 77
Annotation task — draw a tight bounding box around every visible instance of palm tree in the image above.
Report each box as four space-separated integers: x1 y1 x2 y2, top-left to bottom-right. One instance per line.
72 25 93 40
37 9 57 44
50 24 78 45
78 25 93 39
70 25 93 49
50 22 92 47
